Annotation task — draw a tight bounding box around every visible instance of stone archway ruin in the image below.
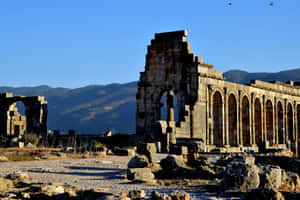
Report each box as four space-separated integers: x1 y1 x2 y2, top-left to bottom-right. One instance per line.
136 30 300 156
277 101 284 144
254 98 262 145
228 94 237 146
266 100 274 145
0 93 48 137
213 91 223 147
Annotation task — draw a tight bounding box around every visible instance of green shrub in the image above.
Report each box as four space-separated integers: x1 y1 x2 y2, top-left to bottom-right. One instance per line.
23 133 40 146
92 140 105 151
0 135 7 146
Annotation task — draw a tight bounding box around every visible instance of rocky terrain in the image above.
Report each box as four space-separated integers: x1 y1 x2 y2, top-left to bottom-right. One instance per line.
1 143 300 199
0 155 211 200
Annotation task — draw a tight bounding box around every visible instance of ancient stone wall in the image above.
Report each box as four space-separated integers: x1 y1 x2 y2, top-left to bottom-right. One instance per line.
137 30 300 156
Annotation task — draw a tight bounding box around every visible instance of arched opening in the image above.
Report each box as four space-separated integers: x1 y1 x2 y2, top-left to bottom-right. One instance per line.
16 102 25 116
7 101 26 136
287 103 294 142
254 98 262 145
228 94 237 146
242 96 250 146
160 90 178 122
277 102 284 144
266 100 274 145
213 91 223 146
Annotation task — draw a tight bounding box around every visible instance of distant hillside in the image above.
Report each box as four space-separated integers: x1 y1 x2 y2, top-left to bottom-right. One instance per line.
0 82 137 134
224 68 300 84
1 68 299 134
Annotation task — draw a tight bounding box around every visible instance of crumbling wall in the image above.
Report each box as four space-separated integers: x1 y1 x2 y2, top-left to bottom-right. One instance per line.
137 30 300 156
0 93 48 138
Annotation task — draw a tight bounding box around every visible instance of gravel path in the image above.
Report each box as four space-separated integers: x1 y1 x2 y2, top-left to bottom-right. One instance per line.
0 155 221 199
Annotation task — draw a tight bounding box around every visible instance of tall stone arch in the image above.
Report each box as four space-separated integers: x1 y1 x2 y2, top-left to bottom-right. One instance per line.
277 101 284 144
213 91 223 146
242 96 250 146
287 103 294 142
266 100 274 145
254 98 262 145
228 93 238 146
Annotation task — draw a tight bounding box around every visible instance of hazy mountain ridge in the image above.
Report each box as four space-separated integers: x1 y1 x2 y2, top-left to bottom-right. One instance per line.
224 68 300 84
1 68 300 134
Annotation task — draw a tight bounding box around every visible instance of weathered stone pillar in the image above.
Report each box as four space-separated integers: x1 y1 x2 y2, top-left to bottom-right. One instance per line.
250 93 254 145
167 90 174 122
274 97 279 145
260 100 264 142
294 101 298 157
224 89 229 146
272 99 276 145
236 98 240 145
207 86 213 145
263 95 267 142
222 96 226 146
206 88 209 145
284 99 288 144
238 90 243 146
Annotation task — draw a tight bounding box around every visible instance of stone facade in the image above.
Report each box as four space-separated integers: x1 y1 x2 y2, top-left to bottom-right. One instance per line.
0 93 48 137
136 30 300 156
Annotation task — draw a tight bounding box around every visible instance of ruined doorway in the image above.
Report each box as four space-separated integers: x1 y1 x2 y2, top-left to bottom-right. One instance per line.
266 100 274 145
242 96 250 146
287 103 294 142
160 90 178 122
228 94 237 146
213 91 223 146
277 102 284 144
254 98 262 145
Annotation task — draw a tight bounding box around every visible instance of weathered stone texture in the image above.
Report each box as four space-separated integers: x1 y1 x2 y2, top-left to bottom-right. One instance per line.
136 30 300 156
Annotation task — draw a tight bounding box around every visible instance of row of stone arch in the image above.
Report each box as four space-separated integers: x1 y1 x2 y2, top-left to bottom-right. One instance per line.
212 91 299 147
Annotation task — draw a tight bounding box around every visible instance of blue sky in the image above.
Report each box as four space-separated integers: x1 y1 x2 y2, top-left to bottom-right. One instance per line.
0 0 299 88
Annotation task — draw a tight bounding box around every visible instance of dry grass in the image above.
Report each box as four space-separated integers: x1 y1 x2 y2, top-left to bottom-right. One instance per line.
0 147 106 162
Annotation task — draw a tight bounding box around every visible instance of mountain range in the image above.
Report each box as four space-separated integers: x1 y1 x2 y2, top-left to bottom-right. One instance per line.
1 68 300 134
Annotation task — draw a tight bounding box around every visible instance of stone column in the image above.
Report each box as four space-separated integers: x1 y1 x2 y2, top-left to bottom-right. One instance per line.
224 89 229 146
236 99 240 146
293 102 297 142
222 97 226 146
167 90 174 122
251 94 256 145
263 95 267 142
207 86 213 145
294 101 298 157
260 99 264 142
274 98 279 145
272 100 276 145
238 90 243 146
284 99 288 144
250 93 254 145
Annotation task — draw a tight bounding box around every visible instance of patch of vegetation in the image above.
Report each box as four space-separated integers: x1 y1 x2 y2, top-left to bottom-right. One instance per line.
0 135 7 146
91 140 105 151
3 151 36 161
22 133 40 146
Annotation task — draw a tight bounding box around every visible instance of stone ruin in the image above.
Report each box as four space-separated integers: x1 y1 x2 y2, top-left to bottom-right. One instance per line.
136 30 300 157
0 93 48 138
